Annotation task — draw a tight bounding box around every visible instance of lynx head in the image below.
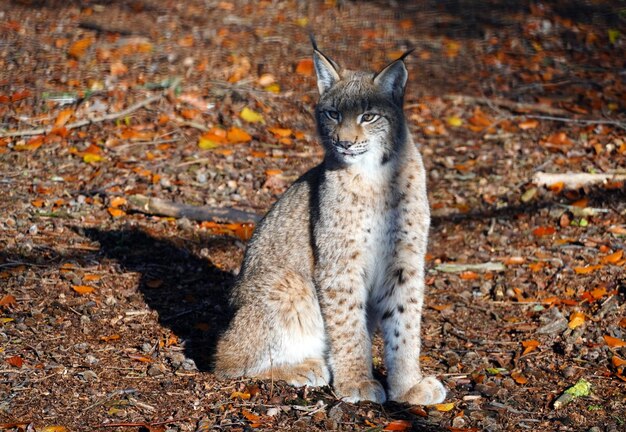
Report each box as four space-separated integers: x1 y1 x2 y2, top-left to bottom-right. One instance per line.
312 44 412 168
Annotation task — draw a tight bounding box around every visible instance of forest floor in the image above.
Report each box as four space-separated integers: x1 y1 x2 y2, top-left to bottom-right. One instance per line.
1 1 626 431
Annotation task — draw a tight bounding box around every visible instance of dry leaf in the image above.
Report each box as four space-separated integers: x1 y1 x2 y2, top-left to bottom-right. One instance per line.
604 335 626 348
459 271 479 280
72 285 94 295
0 294 16 309
433 402 455 412
54 108 74 127
108 207 126 218
573 265 603 274
6 355 23 368
521 340 539 355
226 126 252 143
383 420 412 431
40 426 69 432
240 107 265 124
230 391 251 400
68 37 93 59
504 256 525 265
518 119 539 129
109 197 127 208
601 249 623 264
128 353 153 363
533 226 556 237
100 334 121 342
568 311 585 329
268 127 292 137
295 58 314 76
511 370 528 384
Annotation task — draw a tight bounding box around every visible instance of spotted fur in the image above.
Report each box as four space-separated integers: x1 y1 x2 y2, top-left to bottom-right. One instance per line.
214 45 446 405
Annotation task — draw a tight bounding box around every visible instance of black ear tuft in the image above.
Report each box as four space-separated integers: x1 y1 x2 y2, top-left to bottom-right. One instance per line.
312 41 341 95
373 50 412 103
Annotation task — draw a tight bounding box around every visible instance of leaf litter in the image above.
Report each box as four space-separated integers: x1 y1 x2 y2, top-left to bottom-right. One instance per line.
0 1 625 431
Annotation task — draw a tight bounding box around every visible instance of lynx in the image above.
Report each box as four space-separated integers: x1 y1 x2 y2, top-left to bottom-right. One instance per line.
214 42 446 405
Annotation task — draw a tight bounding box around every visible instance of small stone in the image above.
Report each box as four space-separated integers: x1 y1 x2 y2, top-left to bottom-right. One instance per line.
537 307 568 335
452 416 467 428
28 224 38 235
266 407 279 417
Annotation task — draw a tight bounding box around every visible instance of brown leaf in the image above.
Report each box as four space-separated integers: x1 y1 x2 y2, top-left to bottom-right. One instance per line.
72 285 94 295
54 108 74 128
383 420 412 431
108 207 126 218
128 353 153 363
230 391 251 400
532 226 555 237
0 294 16 309
295 58 314 76
6 355 23 368
40 426 69 432
100 334 121 342
511 370 528 384
601 249 623 264
109 197 127 209
68 37 94 59
573 265 603 274
521 340 539 355
604 335 626 348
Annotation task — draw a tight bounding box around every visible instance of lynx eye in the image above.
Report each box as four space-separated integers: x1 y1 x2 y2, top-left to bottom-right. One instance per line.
325 110 341 121
359 113 380 124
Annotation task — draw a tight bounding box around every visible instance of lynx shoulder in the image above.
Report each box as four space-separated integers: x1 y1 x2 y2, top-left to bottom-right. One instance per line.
214 42 446 405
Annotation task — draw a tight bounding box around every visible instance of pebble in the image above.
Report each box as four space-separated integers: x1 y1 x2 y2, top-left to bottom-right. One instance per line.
28 224 38 235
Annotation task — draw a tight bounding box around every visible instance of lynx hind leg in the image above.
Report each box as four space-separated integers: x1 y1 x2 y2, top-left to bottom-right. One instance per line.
215 271 328 387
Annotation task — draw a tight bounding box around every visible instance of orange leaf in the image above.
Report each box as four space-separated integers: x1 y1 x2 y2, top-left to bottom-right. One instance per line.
431 304 452 311
433 402 455 412
467 109 493 128
100 334 121 342
518 119 539 129
68 37 94 59
568 311 585 329
504 256 525 265
533 226 556 237
295 58 314 76
54 108 74 127
14 136 44 151
619 318 626 328
108 207 126 218
409 406 428 417
571 197 588 208
83 274 101 282
521 340 539 355
268 127 292 137
40 426 69 432
612 356 626 368
0 294 17 309
573 265 603 274
511 370 528 384
109 197 127 208
241 410 261 422
601 250 623 264
459 271 479 280
604 335 626 348
226 126 252 143
548 182 564 193
6 355 23 368
230 391 251 400
528 262 546 272
128 353 153 363
265 169 283 176
72 285 94 295
383 420 412 431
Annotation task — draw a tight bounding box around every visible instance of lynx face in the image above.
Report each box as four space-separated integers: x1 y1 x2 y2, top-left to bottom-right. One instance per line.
314 57 409 167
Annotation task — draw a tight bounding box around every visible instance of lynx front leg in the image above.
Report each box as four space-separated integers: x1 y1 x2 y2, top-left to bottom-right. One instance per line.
316 256 386 404
377 263 446 405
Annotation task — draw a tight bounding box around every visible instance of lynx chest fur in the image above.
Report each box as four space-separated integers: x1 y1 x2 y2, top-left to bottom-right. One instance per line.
214 43 446 406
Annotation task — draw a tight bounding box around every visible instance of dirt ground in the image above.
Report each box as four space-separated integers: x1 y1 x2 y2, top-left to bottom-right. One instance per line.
1 1 625 431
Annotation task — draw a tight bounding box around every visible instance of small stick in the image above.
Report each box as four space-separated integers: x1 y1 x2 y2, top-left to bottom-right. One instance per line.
443 94 570 116
127 194 261 223
533 172 626 189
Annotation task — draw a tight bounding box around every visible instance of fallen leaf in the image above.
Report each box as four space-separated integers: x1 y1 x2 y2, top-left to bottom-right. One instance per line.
383 419 412 431
240 107 265 124
0 318 15 324
109 197 127 208
108 207 126 218
601 249 623 264
226 126 252 143
14 136 44 151
265 168 283 176
521 340 539 355
128 353 153 363
6 355 23 368
295 58 314 76
100 334 121 342
533 226 556 237
83 153 102 163
604 335 626 348
504 256 525 265
83 274 101 282
241 410 261 422
0 294 16 309
433 402 455 412
72 285 95 295
409 406 428 417
268 127 292 137
68 37 93 59
40 426 69 432
54 108 74 127
573 265 603 274
230 391 251 400
568 311 585 329
619 318 626 328
518 119 539 129
511 370 528 384
447 116 463 127
459 271 479 280
612 356 626 368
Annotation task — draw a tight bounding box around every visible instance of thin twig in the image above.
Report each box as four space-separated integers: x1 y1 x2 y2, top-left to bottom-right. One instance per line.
520 114 626 130
1 78 182 138
443 94 570 116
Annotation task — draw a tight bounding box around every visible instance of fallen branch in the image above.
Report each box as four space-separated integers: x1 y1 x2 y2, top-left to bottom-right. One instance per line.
127 194 260 223
434 262 506 273
444 94 570 116
0 78 181 138
533 172 626 189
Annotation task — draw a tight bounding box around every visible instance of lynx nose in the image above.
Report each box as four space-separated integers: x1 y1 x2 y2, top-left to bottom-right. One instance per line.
337 140 353 150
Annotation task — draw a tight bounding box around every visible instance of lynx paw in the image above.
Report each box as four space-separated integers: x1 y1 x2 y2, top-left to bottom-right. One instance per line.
391 376 446 405
260 359 330 387
335 379 386 404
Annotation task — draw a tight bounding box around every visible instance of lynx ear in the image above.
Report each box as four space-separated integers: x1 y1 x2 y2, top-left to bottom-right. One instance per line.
312 46 341 95
373 49 413 103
